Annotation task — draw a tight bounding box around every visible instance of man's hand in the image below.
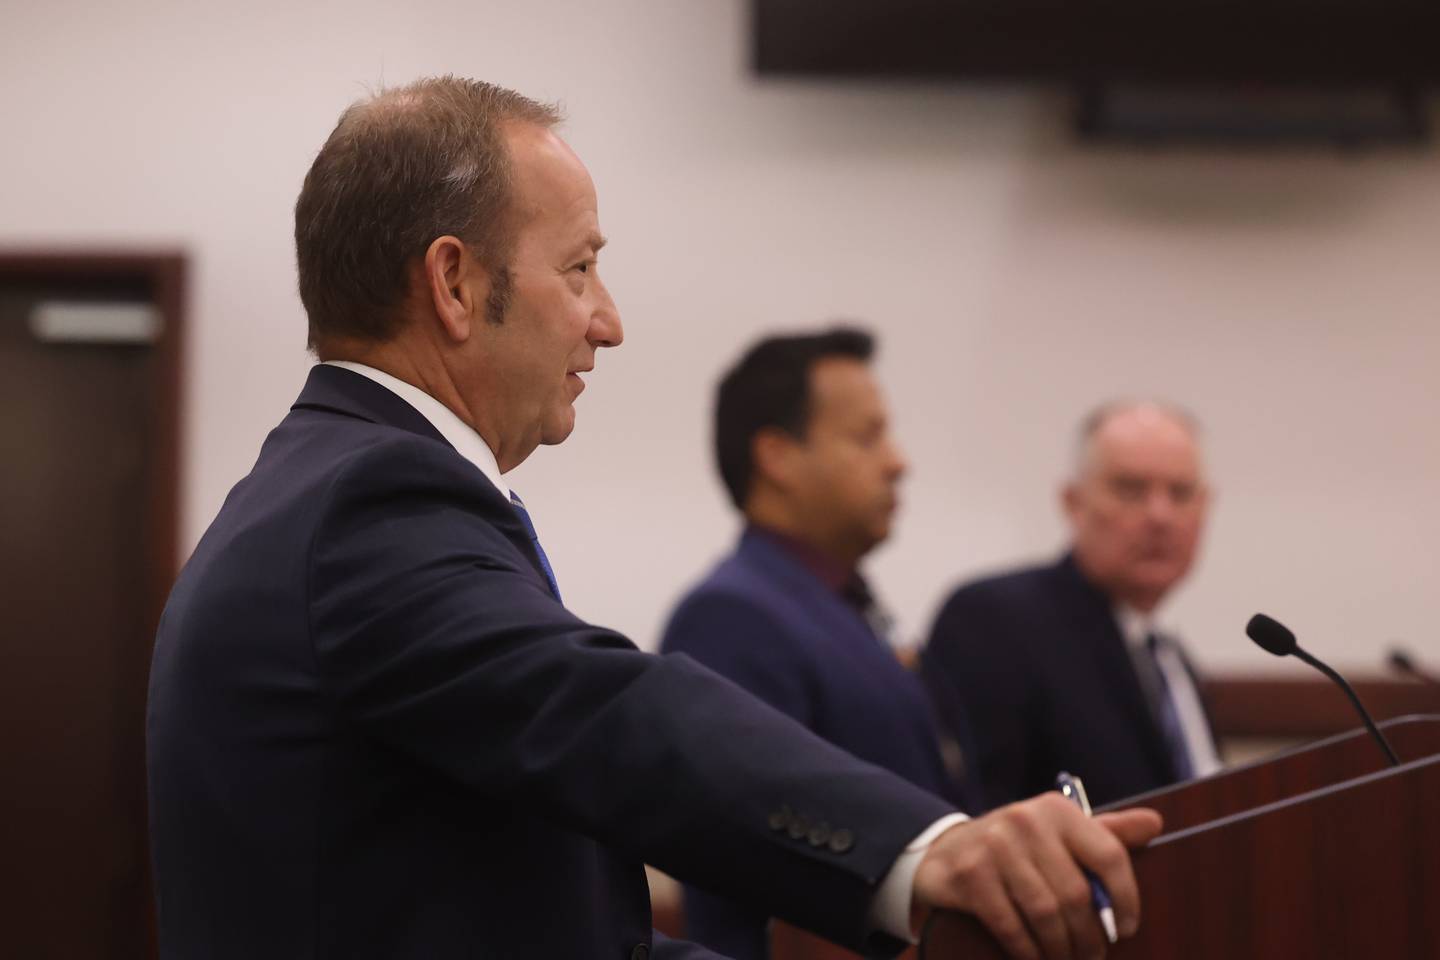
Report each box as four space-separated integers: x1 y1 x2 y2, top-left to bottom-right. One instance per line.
911 794 1162 960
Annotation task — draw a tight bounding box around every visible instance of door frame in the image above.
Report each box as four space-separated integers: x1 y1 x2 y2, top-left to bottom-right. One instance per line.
0 248 184 957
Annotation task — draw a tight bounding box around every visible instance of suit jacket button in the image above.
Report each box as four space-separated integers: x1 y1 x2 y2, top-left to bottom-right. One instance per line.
787 816 809 841
807 822 831 847
630 944 650 960
828 828 854 854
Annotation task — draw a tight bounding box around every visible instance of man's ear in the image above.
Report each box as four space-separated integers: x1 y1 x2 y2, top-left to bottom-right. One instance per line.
1060 482 1081 525
1195 482 1214 516
423 235 486 344
752 427 802 494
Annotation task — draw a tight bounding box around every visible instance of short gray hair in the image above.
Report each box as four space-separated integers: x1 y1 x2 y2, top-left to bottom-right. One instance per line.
1073 399 1202 476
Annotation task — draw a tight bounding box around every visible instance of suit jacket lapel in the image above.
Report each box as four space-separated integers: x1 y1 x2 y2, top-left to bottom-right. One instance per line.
739 530 973 806
1054 556 1175 785
737 531 885 662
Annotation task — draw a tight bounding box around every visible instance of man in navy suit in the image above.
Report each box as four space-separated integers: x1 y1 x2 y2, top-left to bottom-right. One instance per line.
147 76 1160 960
923 402 1221 810
662 329 982 959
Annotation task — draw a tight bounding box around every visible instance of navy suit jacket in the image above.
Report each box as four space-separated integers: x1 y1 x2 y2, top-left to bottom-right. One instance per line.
146 366 955 960
660 530 965 959
921 554 1213 810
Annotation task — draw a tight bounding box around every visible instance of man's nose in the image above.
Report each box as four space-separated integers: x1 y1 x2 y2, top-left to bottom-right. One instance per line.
886 439 908 481
589 280 623 348
1144 488 1177 523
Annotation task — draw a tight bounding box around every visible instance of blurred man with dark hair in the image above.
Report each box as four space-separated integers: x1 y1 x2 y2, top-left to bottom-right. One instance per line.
923 401 1221 811
662 328 979 959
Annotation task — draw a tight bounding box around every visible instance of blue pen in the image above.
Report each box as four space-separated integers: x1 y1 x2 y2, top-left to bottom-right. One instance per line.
1055 772 1118 944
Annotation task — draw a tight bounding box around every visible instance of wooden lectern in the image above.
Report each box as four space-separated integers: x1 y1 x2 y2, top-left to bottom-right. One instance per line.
921 714 1440 959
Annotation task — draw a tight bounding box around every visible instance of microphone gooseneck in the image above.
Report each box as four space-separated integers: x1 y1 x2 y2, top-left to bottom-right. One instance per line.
1245 614 1401 767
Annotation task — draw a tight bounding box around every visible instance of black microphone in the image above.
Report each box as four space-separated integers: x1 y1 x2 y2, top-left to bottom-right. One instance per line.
1245 613 1401 767
1388 646 1440 688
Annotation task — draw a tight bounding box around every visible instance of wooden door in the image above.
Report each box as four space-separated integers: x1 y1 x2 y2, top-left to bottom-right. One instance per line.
0 253 182 959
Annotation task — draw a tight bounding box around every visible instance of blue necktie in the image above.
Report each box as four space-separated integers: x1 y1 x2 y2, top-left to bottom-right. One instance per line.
1144 633 1194 781
508 491 562 602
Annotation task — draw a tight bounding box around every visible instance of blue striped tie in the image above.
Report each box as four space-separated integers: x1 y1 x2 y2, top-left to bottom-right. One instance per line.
509 491 562 602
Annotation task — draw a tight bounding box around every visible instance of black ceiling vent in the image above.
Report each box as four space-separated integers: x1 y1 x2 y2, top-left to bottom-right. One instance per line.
1073 84 1429 146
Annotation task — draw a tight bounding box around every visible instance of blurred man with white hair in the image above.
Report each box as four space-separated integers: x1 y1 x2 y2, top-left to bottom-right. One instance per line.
922 401 1222 810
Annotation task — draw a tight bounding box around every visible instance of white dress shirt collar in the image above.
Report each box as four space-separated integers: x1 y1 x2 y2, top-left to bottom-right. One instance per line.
1114 604 1158 651
321 360 510 500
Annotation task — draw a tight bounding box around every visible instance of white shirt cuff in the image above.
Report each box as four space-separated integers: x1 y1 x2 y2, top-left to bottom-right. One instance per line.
866 812 971 943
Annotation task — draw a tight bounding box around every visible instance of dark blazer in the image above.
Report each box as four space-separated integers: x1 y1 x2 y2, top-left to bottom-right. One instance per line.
146 365 954 960
660 530 966 960
921 554 1211 810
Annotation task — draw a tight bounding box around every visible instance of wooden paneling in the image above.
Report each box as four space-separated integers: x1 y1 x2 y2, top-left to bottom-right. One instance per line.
1204 673 1440 739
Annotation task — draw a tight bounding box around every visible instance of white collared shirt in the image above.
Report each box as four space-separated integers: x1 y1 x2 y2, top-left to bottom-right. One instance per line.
1114 606 1222 777
322 360 509 500
319 358 957 944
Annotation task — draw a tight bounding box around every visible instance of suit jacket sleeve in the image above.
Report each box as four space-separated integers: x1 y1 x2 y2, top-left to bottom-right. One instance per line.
307 439 955 953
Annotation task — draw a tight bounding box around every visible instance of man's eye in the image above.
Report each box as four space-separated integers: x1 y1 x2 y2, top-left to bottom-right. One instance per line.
574 262 590 274
1111 479 1146 501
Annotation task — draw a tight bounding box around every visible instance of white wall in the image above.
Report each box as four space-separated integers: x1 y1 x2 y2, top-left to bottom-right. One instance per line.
4 0 1439 671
